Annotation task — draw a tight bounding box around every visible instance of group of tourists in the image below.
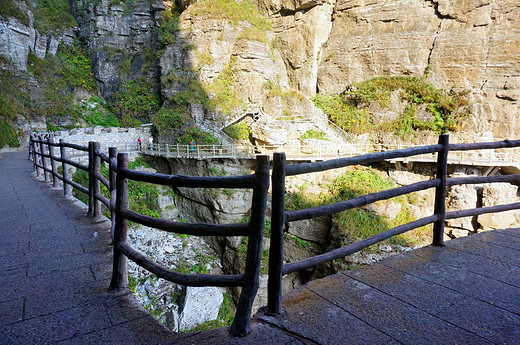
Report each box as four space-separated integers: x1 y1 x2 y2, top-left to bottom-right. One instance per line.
136 136 154 150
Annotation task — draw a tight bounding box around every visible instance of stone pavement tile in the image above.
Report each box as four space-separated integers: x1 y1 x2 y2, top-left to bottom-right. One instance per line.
438 296 520 344
58 315 182 345
28 237 84 256
333 287 492 345
0 298 24 327
343 263 465 316
27 247 112 278
0 265 98 301
411 244 520 287
1 299 110 344
445 236 520 267
471 229 520 250
81 230 113 254
0 217 32 232
0 240 29 257
302 270 372 301
381 253 520 315
23 279 111 319
103 293 154 326
175 321 306 345
258 284 391 345
496 227 520 238
0 263 27 283
504 266 520 286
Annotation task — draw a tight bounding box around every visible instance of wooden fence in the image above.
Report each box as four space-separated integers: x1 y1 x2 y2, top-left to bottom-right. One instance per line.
29 133 520 336
28 133 269 336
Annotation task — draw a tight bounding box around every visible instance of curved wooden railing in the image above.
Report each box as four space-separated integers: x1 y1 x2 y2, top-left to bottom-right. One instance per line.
265 135 520 314
28 133 270 337
28 132 520 336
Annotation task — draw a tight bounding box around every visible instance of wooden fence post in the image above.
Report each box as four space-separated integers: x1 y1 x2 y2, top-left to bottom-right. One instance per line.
433 134 449 246
230 155 270 337
93 142 101 218
88 142 101 216
30 135 37 173
48 137 59 188
41 135 50 182
267 152 287 315
109 153 129 291
34 135 42 178
109 147 117 242
60 139 72 197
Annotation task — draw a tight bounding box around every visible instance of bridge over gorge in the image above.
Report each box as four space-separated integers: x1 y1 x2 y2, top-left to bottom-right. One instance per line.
140 140 520 177
1 135 520 344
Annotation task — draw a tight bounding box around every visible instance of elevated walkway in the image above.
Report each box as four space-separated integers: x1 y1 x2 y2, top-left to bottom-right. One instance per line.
1 151 519 344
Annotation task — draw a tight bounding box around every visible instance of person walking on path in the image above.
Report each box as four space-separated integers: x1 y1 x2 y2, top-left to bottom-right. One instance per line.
137 137 142 150
149 136 154 150
189 139 195 154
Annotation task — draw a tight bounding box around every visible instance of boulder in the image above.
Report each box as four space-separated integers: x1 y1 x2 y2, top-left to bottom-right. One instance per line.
478 183 520 230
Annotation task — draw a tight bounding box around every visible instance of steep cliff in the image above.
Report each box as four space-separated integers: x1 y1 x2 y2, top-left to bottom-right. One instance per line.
259 0 520 140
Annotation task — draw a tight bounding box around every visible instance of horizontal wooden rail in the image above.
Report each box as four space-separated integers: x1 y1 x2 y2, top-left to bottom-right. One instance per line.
285 144 443 176
120 168 256 189
449 139 520 151
286 179 440 222
61 157 88 171
446 202 520 219
282 215 439 275
447 173 520 186
120 208 251 236
117 241 244 287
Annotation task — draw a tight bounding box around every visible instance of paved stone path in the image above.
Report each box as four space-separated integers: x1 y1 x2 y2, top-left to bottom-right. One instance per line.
2 151 520 344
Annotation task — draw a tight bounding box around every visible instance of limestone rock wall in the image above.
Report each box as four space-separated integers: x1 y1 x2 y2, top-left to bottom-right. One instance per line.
310 0 520 140
72 0 165 101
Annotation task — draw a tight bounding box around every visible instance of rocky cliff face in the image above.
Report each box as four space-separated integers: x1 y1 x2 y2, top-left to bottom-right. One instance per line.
72 0 164 101
257 0 520 140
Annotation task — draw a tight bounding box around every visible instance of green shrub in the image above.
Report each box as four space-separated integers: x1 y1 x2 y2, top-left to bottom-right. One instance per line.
158 8 180 46
0 0 30 25
33 0 77 34
313 76 471 136
206 59 244 113
191 0 271 31
179 126 219 145
285 167 430 249
152 105 191 133
116 79 160 126
300 129 328 141
223 122 249 140
74 96 120 127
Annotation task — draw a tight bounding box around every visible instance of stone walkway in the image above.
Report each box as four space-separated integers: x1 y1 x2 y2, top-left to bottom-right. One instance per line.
1 151 520 344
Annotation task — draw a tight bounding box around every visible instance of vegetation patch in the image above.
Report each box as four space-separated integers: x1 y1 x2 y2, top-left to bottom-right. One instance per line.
72 156 161 219
33 0 77 34
0 0 30 25
285 167 430 250
300 129 328 141
312 76 470 136
206 57 244 114
115 79 160 127
190 0 271 31
74 96 120 127
223 122 249 141
158 6 181 46
0 70 25 148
